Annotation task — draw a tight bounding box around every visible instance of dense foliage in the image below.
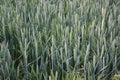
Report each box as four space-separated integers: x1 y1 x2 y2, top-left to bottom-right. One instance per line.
0 0 120 80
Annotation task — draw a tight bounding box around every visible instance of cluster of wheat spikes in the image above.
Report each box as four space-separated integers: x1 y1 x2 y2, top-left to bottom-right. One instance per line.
0 0 120 80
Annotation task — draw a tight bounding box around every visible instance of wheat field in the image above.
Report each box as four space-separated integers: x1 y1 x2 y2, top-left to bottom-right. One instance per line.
0 0 120 80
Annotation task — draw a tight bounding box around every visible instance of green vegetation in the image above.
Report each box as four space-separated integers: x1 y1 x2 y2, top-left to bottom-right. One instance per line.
0 0 120 80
